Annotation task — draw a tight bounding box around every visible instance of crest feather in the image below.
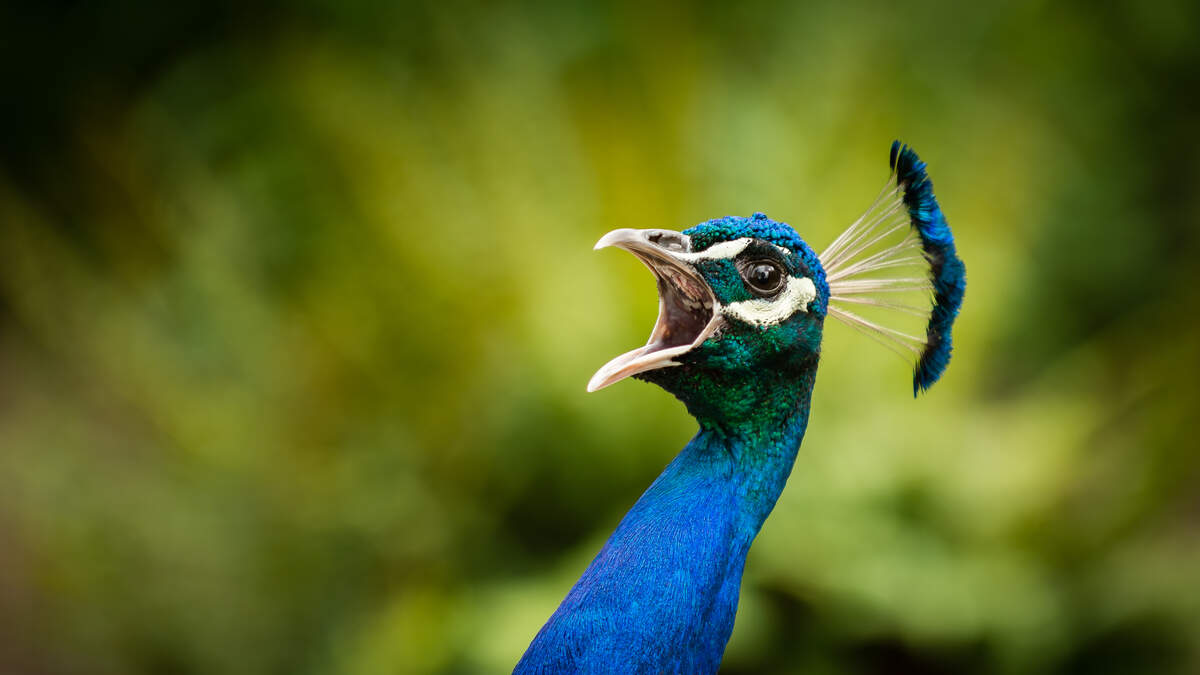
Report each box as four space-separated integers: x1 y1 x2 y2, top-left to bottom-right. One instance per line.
819 142 966 395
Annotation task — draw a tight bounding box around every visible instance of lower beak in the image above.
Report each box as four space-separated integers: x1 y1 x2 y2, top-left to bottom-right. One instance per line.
587 229 723 392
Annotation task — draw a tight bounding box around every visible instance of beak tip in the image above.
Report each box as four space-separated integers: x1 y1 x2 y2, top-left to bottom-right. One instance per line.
592 228 638 252
585 372 609 392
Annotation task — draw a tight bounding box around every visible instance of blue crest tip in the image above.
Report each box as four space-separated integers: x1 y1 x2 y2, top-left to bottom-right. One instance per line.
889 141 966 396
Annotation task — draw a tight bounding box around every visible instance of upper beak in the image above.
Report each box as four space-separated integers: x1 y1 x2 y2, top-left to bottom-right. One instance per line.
587 228 722 392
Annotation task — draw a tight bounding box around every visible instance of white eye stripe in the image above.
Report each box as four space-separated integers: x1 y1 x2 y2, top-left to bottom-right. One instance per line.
677 238 752 261
721 276 817 327
677 238 793 262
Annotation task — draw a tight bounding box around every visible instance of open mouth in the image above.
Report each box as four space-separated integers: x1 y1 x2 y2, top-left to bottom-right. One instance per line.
587 229 722 392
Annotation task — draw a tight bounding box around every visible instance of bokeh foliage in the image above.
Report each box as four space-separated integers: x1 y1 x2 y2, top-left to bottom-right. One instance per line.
2 1 1199 673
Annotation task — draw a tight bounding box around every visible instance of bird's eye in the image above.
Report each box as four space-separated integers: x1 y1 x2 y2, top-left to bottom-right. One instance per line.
741 261 786 296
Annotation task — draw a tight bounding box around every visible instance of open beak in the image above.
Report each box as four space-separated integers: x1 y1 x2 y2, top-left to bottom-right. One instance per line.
587 228 723 392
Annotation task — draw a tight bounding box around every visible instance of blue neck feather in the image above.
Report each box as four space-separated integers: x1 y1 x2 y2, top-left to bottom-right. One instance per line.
515 364 817 674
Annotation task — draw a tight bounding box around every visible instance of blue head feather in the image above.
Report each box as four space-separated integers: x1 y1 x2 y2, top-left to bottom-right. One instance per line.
889 142 966 395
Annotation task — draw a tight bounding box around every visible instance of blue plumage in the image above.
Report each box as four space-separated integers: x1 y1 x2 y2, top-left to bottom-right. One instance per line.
517 365 819 674
889 142 966 394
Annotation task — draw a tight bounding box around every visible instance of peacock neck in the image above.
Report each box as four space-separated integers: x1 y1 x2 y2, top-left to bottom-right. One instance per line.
685 362 818 535
515 360 818 674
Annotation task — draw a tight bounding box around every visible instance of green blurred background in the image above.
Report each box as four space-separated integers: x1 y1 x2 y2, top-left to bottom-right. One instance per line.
2 1 1199 673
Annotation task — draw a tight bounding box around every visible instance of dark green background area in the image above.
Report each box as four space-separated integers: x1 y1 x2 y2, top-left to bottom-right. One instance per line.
2 1 1199 673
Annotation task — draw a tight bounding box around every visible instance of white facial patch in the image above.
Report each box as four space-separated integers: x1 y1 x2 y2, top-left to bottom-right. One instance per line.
722 276 817 327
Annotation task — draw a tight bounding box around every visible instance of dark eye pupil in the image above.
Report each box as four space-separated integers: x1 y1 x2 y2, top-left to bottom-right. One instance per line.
751 265 776 284
747 263 782 293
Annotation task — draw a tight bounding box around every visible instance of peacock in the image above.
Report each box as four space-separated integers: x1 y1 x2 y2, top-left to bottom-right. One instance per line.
515 142 966 674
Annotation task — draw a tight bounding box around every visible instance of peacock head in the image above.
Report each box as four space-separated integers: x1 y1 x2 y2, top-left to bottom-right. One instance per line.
588 213 829 417
588 143 967 424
